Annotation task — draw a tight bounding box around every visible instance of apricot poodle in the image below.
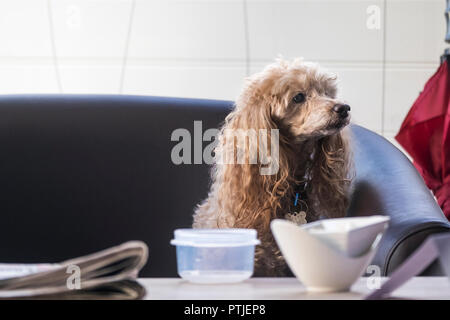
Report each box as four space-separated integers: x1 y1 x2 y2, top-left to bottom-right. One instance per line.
193 58 354 276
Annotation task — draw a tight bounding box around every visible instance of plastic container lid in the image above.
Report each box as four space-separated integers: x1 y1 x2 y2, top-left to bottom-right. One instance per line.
170 228 261 247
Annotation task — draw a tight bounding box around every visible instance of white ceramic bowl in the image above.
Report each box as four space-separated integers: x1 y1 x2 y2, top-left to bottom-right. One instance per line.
304 216 390 257
270 216 389 292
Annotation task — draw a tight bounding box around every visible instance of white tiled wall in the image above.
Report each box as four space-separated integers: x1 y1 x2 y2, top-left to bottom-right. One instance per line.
246 0 384 62
0 0 447 154
0 0 52 57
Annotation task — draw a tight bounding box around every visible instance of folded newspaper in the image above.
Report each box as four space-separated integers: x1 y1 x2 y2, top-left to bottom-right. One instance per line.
0 241 148 300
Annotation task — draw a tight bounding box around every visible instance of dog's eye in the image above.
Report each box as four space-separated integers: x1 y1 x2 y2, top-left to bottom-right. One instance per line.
292 93 306 104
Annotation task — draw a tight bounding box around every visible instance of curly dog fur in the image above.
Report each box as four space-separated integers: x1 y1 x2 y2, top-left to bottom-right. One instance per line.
193 58 354 276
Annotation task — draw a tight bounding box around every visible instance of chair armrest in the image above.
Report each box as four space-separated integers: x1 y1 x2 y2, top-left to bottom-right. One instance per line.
348 125 450 275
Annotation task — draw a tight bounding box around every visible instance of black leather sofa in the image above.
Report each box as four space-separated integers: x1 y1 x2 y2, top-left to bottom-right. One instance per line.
0 94 448 277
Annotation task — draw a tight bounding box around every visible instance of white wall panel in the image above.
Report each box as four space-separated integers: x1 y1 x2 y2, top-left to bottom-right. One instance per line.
50 0 134 57
0 0 52 57
58 64 122 93
246 0 384 63
0 65 58 93
123 63 246 100
128 0 246 60
386 0 447 62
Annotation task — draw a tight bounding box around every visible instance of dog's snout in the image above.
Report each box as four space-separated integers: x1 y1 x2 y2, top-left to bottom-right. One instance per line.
332 104 351 118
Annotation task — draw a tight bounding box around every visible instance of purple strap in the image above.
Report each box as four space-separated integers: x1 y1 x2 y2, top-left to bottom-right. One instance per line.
365 233 450 300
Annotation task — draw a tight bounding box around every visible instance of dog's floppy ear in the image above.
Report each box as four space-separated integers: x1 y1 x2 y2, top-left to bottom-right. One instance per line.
220 81 295 274
230 77 290 178
216 76 294 231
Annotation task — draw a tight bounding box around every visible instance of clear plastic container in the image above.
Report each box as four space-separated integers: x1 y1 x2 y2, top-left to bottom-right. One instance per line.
170 229 260 284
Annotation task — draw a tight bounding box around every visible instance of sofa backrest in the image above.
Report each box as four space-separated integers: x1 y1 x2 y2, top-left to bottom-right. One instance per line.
0 94 231 277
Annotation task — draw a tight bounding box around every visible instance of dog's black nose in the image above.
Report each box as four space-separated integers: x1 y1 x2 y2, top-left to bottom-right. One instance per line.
332 104 351 118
